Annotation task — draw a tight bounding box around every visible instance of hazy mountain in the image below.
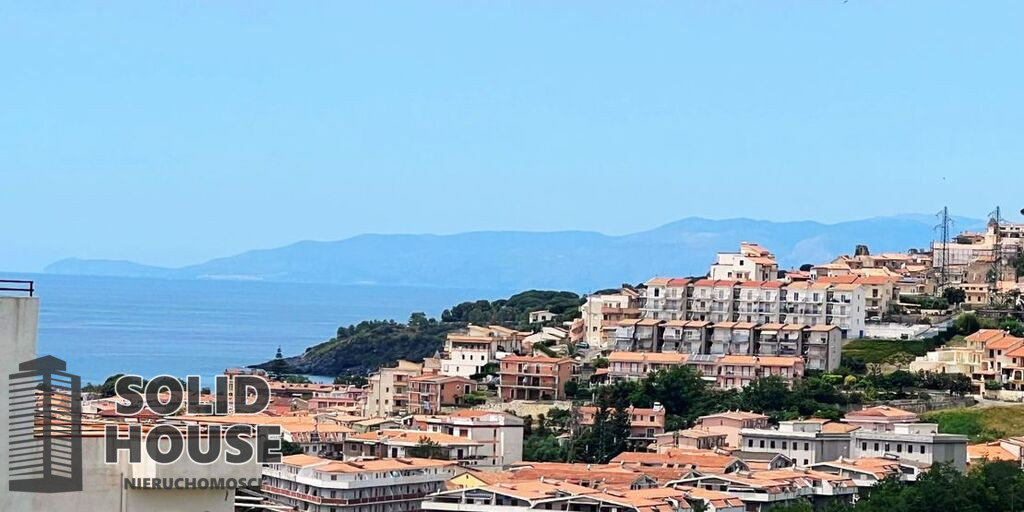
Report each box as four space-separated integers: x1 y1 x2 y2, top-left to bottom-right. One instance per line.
44 215 986 291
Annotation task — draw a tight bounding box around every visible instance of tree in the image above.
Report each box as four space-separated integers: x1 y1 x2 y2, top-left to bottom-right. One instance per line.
768 501 813 512
954 313 982 336
943 287 966 306
408 438 446 459
280 440 304 456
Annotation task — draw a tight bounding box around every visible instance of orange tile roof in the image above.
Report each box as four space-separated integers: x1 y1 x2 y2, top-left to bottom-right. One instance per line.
844 405 917 419
968 442 1019 463
987 333 1024 350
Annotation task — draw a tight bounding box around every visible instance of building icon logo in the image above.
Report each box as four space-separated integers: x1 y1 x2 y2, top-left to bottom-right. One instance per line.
7 355 82 493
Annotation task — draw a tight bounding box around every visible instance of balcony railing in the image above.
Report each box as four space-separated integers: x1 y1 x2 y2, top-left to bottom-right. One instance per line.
0 279 34 297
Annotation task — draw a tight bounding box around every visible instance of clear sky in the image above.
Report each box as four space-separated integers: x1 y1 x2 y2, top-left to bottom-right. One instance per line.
3 2 1023 272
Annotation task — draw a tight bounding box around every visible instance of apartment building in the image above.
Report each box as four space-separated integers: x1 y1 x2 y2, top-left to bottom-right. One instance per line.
343 429 483 464
579 404 667 445
639 277 693 321
672 470 857 512
424 480 712 512
499 355 576 401
696 411 770 447
579 287 640 348
606 351 688 382
781 282 865 338
850 423 968 470
710 242 780 281
708 321 757 355
655 427 728 451
528 310 557 323
309 385 367 411
805 325 842 371
365 359 428 417
441 324 526 378
662 319 710 354
735 281 784 324
262 455 458 512
740 420 854 467
407 374 475 414
614 317 664 352
714 355 804 390
818 275 899 316
410 409 524 468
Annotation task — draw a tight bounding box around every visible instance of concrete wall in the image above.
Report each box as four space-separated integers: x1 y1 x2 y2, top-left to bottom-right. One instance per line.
0 296 39 506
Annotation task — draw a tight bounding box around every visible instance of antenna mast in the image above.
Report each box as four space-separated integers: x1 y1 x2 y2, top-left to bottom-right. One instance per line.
936 207 952 291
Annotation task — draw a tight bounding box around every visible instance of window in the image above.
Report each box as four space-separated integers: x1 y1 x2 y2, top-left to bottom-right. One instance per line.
782 441 787 450
874 443 879 451
862 442 867 451
885 443 890 452
770 441 776 449
748 439 754 448
896 444 902 453
804 442 809 451
760 440 765 448
920 445 926 454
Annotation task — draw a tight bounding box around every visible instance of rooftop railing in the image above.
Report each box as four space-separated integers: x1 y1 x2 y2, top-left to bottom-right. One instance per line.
0 279 34 297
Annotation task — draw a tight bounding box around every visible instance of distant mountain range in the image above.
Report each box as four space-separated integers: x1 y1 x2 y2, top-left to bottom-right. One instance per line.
44 215 985 292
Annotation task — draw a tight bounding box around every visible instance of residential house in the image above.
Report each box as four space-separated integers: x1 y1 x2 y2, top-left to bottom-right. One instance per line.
607 352 688 382
365 359 428 417
580 287 640 348
407 374 475 414
579 404 667 445
410 410 524 468
498 355 576 401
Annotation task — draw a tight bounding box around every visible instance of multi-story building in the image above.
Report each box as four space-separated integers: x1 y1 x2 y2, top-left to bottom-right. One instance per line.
714 356 804 390
498 355 576 401
343 429 483 464
708 321 757 355
696 411 770 447
365 359 429 417
309 385 367 412
410 409 524 468
580 287 640 348
407 374 475 414
710 242 780 281
818 275 899 317
262 454 458 512
424 480 716 512
640 277 692 321
441 324 527 378
735 281 784 324
804 325 842 371
614 317 663 352
579 404 666 445
655 427 728 451
606 352 688 382
850 423 968 471
740 420 855 467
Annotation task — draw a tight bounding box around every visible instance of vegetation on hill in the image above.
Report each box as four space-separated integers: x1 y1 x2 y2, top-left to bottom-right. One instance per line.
254 290 582 377
441 290 582 328
922 405 1024 442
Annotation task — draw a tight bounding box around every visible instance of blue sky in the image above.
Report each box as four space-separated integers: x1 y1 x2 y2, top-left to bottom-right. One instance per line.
2 2 1023 271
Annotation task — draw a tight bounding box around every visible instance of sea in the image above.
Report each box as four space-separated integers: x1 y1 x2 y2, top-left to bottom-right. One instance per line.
3 273 511 386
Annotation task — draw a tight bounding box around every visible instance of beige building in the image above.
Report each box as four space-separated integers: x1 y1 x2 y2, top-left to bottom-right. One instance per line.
440 324 527 378
579 287 640 348
710 242 780 281
410 409 524 468
365 359 428 417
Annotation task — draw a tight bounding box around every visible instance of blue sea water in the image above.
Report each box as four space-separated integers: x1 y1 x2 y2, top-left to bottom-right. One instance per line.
4 273 510 385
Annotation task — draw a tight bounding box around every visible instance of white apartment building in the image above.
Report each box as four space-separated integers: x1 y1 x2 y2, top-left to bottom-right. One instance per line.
579 288 640 348
710 242 780 281
411 410 525 468
781 282 865 339
850 423 968 470
262 455 458 512
740 420 854 467
440 325 526 378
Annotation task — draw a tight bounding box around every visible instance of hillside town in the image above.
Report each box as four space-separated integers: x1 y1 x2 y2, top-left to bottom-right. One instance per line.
5 214 1024 512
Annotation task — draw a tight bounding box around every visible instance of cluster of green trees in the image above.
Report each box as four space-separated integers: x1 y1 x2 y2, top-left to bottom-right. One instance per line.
441 290 582 327
770 461 1024 512
900 294 950 310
